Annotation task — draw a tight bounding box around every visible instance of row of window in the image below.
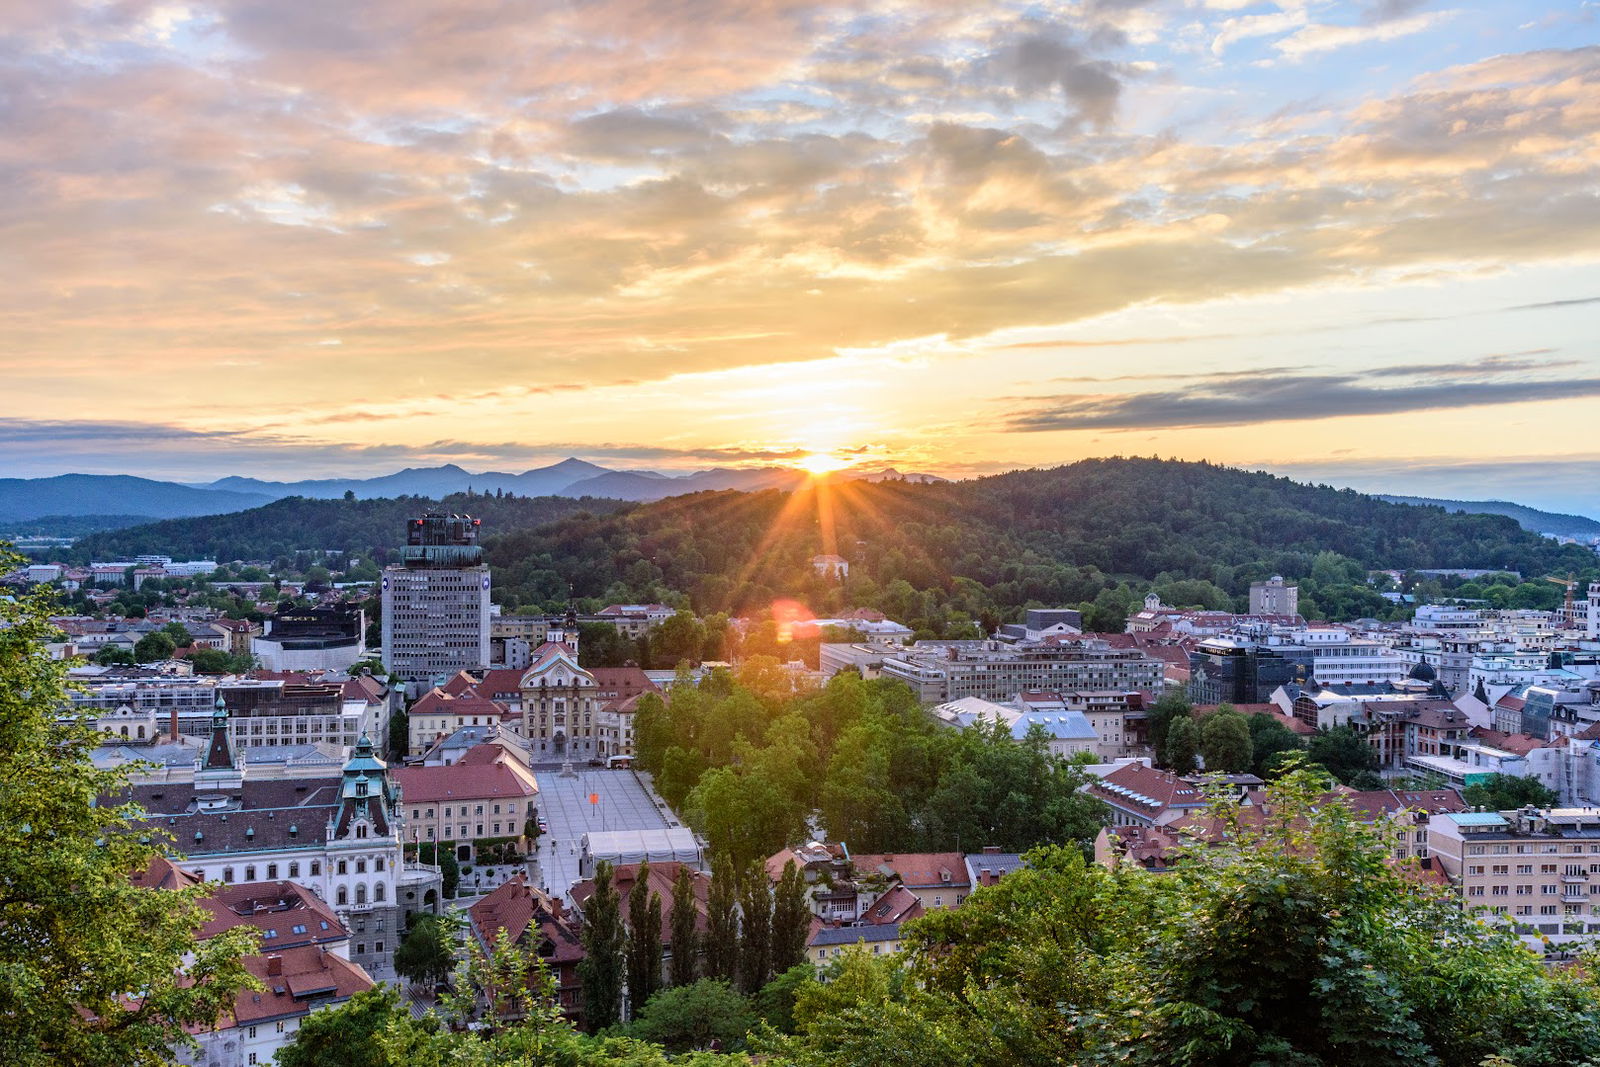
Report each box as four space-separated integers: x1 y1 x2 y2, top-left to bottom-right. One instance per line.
216 855 388 882
411 803 512 818
335 882 385 906
1466 843 1600 855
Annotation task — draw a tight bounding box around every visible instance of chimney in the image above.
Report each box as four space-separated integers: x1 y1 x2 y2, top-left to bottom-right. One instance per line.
170 705 180 744
982 845 1001 855
266 955 282 976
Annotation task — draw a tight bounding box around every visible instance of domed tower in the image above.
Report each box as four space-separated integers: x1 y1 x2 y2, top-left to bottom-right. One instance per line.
331 733 396 842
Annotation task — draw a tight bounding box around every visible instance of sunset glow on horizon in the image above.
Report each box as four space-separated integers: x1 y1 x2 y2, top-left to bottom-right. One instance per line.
3 2 1599 514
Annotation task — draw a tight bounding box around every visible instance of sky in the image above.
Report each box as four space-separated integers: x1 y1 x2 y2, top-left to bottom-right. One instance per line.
3 0 1599 515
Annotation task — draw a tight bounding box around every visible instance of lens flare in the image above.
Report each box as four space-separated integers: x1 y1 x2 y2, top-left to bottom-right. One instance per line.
798 452 849 475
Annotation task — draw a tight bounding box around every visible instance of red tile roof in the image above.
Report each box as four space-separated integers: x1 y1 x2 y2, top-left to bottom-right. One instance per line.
393 757 538 804
571 861 711 945
469 874 585 965
1086 762 1206 819
1468 728 1550 756
197 880 347 949
849 852 969 890
219 947 373 1028
132 856 203 891
861 885 925 925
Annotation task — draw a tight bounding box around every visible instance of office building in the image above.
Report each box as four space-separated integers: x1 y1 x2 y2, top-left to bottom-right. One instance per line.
381 513 491 692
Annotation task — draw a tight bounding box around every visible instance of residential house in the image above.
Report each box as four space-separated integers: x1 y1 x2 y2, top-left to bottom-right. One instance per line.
468 874 586 1027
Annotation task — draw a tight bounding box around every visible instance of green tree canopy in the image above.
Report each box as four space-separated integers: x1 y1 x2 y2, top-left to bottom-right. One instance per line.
133 630 175 662
669 864 701 988
1463 773 1560 812
580 861 626 1030
627 861 664 1015
628 980 756 1052
1199 706 1253 774
393 913 457 989
274 985 401 1067
1307 724 1381 786
0 553 257 1065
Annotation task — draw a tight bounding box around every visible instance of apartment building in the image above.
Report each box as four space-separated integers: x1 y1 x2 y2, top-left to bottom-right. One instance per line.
882 638 1163 704
1428 807 1600 945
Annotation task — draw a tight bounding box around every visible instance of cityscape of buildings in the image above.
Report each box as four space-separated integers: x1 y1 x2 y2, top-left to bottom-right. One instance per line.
7 505 1600 1062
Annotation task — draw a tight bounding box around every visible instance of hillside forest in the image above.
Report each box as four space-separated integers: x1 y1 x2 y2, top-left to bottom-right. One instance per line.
51 459 1598 637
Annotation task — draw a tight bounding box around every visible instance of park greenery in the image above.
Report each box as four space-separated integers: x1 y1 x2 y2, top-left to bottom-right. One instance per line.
1147 692 1386 787
0 553 258 1064
633 667 1108 868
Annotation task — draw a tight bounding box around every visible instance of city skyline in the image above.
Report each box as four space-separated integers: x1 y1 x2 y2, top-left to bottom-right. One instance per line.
3 1 1598 513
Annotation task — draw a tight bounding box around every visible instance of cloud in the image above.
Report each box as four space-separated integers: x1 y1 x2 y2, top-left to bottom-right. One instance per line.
1005 367 1600 432
1 3 1598 475
1275 10 1452 58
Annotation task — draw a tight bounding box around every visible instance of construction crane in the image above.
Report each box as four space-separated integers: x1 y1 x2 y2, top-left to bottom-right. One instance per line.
1545 574 1577 617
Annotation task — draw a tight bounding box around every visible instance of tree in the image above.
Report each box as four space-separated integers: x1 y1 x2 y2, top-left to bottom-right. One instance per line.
274 985 404 1067
765 761 1600 1067
769 860 810 975
752 964 814 1035
133 630 175 662
161 621 193 647
186 647 235 674
388 705 410 761
1307 724 1381 786
653 611 707 669
1247 712 1306 778
738 861 772 994
627 980 755 1052
704 853 740 984
579 861 627 1030
1463 773 1559 812
1147 692 1192 766
1198 706 1253 773
668 865 700 987
627 861 664 1017
393 913 457 989
92 644 135 666
1164 716 1200 774
0 553 257 1065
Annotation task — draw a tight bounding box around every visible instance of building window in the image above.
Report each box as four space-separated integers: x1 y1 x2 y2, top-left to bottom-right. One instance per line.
337 886 348 906
289 862 299 878
311 861 321 876
245 865 256 881
223 867 234 883
267 863 278 879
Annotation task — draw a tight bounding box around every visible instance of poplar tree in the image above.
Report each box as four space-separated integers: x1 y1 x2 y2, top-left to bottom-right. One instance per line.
738 860 772 994
668 864 700 987
704 853 740 983
626 860 663 1016
770 858 811 974
578 861 625 1029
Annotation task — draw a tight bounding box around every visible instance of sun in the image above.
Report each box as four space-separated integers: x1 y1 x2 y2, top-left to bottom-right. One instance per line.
797 452 850 476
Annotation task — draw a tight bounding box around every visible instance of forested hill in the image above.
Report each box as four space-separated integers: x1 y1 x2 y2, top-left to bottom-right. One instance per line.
63 492 629 566
484 458 1600 626
51 459 1599 628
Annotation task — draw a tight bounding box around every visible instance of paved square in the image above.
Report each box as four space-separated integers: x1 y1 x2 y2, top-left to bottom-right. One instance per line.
530 767 679 900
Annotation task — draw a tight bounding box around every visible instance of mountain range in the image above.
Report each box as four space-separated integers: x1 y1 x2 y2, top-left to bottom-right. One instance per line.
0 461 946 526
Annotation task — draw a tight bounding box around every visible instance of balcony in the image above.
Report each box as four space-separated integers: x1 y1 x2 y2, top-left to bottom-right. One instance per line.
1561 892 1588 904
1563 874 1589 883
